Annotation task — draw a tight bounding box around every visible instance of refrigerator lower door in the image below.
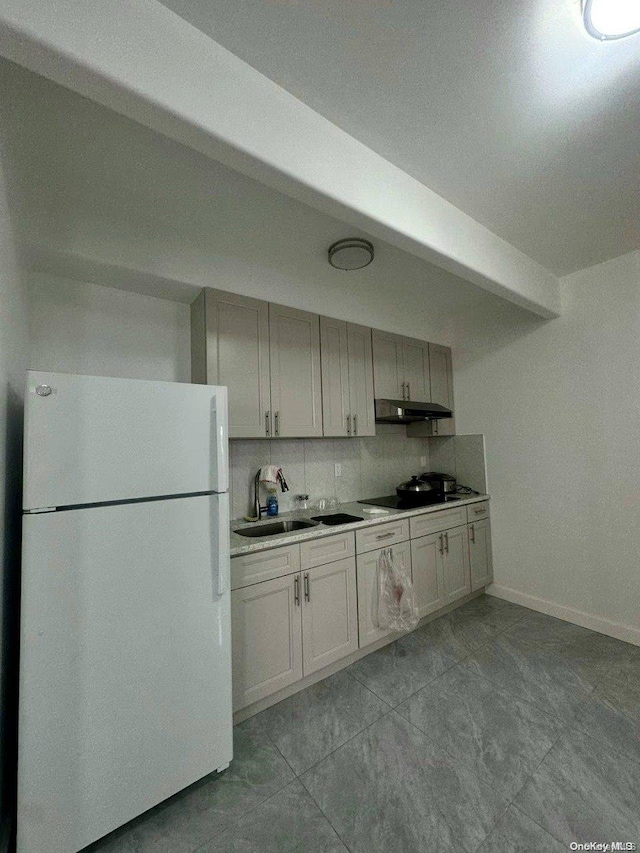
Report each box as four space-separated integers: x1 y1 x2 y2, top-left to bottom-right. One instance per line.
17 494 232 853
23 371 228 510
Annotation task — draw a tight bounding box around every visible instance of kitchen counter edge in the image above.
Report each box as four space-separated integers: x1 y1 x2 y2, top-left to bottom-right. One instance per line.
230 494 489 557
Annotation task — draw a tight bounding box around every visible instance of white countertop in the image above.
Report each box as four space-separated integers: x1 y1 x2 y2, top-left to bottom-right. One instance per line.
230 494 489 557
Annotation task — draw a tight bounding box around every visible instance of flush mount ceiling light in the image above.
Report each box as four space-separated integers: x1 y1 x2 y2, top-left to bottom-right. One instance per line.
328 238 374 270
583 0 640 40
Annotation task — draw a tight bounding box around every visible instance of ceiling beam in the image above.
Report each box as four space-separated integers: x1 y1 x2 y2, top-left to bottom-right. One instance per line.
0 0 561 318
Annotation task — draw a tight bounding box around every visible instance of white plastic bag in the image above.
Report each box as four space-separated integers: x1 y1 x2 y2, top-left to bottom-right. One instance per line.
376 546 419 632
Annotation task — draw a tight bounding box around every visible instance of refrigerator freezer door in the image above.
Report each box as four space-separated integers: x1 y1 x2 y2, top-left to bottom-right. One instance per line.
17 494 232 853
23 371 228 510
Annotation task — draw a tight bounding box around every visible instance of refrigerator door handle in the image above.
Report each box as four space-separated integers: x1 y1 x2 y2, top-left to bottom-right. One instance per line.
210 391 229 494
211 494 230 598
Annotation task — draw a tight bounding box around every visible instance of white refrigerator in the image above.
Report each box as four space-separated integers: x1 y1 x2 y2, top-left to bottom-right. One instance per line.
18 371 233 853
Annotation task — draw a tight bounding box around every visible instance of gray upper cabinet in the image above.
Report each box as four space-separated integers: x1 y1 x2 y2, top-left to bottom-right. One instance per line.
428 343 455 436
269 303 323 438
321 317 375 437
372 330 404 399
402 338 430 403
372 330 430 402
191 289 271 439
347 322 376 436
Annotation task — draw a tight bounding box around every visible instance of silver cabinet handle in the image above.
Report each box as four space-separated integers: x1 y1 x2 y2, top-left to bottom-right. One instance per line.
433 420 439 435
346 414 352 436
470 524 475 543
353 413 358 436
444 531 449 553
376 531 395 540
439 533 444 555
474 507 486 514
406 383 411 399
265 411 270 436
401 381 406 399
294 575 300 606
304 572 310 602
274 411 280 436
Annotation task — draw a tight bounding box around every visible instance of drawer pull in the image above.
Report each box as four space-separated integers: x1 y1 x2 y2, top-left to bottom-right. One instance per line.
474 507 486 514
375 531 395 540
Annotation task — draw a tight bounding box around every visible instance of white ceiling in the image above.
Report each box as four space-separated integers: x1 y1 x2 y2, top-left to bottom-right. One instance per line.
159 0 640 275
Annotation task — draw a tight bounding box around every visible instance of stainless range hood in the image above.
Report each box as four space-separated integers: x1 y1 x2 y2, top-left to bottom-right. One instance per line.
374 398 453 424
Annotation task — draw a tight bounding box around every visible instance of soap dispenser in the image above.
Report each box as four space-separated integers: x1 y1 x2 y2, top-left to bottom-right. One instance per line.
266 488 279 517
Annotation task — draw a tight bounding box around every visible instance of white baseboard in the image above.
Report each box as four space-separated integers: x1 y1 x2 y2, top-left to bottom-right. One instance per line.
487 584 640 647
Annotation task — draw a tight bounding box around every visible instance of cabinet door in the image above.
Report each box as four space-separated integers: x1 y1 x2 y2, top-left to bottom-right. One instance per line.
269 304 323 437
410 533 444 618
469 519 493 591
372 330 404 399
347 323 375 436
402 338 430 402
231 574 302 710
302 558 358 675
429 343 455 436
195 289 271 439
441 526 471 605
356 540 412 648
320 316 350 437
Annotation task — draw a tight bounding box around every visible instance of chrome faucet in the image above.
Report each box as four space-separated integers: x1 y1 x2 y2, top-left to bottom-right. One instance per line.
250 468 289 521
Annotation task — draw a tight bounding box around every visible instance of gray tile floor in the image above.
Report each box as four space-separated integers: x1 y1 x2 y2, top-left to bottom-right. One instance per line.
87 595 640 853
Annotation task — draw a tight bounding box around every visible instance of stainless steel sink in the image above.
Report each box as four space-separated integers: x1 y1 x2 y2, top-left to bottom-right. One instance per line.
235 519 319 538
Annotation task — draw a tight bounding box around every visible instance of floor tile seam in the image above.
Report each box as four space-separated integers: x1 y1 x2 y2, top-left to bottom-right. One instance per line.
568 716 640 768
187 770 299 853
449 658 576 727
342 668 395 711
189 775 306 853
564 719 640 769
432 660 574 729
259 724 302 778
394 688 568 815
294 703 399 781
484 725 570 852
509 799 569 848
367 655 462 710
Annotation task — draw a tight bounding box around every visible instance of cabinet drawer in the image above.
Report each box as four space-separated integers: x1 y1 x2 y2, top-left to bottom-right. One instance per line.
356 519 409 554
410 506 467 539
467 501 490 523
300 531 355 569
231 544 301 590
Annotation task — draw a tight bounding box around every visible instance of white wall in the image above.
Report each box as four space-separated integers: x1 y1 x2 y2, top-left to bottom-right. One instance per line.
0 156 28 837
453 250 640 644
27 273 191 382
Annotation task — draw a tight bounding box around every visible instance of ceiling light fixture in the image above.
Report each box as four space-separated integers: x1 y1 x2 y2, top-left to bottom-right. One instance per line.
328 238 374 270
582 0 640 40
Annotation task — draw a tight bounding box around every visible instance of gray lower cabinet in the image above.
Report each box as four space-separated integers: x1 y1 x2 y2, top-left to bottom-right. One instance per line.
231 538 358 711
411 525 471 614
468 518 493 591
410 532 444 618
356 539 412 648
231 572 303 710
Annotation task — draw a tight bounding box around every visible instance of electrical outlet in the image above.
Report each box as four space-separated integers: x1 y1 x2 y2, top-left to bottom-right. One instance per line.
420 455 427 466
334 462 342 477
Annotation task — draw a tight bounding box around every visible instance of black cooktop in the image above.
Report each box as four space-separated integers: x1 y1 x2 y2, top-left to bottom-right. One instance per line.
358 495 462 511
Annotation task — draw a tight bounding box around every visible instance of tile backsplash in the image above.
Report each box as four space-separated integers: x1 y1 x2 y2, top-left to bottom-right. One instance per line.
229 425 431 520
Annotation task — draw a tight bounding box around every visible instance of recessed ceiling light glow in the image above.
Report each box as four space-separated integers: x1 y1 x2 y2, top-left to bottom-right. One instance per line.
583 0 640 40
